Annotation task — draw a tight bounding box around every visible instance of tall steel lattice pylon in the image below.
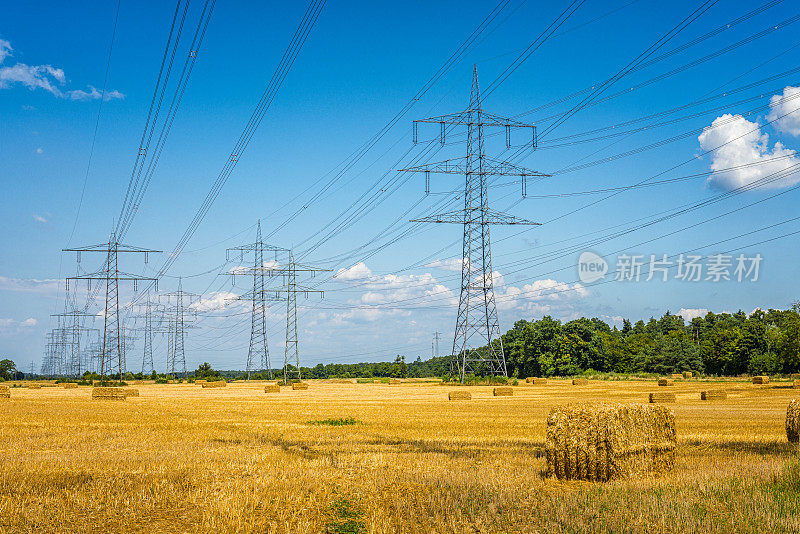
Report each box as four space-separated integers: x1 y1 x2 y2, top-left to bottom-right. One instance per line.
159 279 198 377
400 66 550 382
226 221 287 379
133 295 162 375
260 250 329 383
64 231 159 379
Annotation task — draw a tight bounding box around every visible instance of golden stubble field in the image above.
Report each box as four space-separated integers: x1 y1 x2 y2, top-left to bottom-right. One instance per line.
0 379 798 533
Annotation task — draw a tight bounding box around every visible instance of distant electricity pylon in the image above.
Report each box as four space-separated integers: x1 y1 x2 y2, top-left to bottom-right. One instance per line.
226 220 288 379
159 279 198 377
132 294 162 375
401 66 549 382
432 330 441 359
50 307 95 377
262 250 329 383
64 231 159 379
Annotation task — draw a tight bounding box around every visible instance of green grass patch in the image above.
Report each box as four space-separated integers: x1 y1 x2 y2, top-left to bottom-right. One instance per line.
326 497 365 534
307 417 359 426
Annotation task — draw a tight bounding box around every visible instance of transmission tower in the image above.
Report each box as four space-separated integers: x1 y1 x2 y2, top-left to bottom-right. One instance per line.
432 331 441 359
226 221 288 379
262 250 329 383
159 279 199 377
63 231 159 379
132 295 162 375
400 66 549 381
50 308 95 377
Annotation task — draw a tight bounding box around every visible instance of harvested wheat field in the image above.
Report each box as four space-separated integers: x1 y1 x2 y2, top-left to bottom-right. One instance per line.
0 379 798 533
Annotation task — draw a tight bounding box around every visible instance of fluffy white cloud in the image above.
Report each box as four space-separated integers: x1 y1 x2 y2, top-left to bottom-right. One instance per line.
335 262 372 280
32 214 47 223
0 275 60 293
697 114 800 191
191 291 239 312
767 85 800 137
678 308 708 321
425 257 467 272
0 317 38 336
0 37 123 101
497 278 590 318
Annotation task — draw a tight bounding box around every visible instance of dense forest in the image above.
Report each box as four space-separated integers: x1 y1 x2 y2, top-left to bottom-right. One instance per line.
267 307 800 379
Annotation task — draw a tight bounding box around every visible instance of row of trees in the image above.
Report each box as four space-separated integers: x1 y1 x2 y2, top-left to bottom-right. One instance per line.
499 308 800 377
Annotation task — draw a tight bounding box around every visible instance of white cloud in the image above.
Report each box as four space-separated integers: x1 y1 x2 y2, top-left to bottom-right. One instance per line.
425 257 468 272
335 262 372 280
33 214 47 223
0 317 38 336
190 291 239 312
678 308 708 321
0 275 60 293
497 278 590 316
697 114 800 191
767 85 800 137
35 147 43 154
0 37 123 101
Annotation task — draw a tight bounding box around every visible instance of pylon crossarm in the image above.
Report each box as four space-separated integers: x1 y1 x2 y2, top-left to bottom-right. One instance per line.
400 156 549 178
412 208 540 225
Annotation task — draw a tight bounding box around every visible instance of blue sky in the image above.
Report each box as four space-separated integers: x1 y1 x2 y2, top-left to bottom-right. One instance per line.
2 0 800 373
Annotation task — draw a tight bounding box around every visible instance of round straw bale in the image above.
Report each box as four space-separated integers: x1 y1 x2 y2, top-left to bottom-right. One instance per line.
264 384 280 393
448 391 471 401
649 392 676 403
493 386 513 396
572 378 588 386
658 378 674 386
787 400 799 443
700 389 727 400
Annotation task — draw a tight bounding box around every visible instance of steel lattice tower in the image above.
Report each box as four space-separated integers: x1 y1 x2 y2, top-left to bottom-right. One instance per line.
401 66 549 381
160 280 198 378
50 307 94 377
64 232 159 379
133 295 162 375
226 221 287 379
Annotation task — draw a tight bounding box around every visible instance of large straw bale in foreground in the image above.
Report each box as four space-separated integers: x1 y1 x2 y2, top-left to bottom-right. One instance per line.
658 378 673 386
493 387 513 397
787 400 799 443
701 389 727 400
546 403 676 481
202 381 226 388
448 391 471 401
572 378 588 386
649 392 676 403
292 382 309 390
0 385 9 398
752 376 769 384
92 387 126 400
264 384 280 393
62 383 78 389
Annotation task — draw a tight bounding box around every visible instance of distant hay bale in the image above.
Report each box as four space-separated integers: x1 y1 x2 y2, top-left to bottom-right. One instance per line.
27 384 42 389
493 387 513 396
683 371 693 379
546 402 676 481
329 379 355 384
388 379 401 385
793 380 800 389
525 377 533 383
701 389 727 400
649 392 676 403
448 391 471 401
166 380 175 384
0 385 9 398
787 400 799 443
62 383 78 389
195 380 207 385
133 380 144 385
264 384 280 393
527 377 547 385
752 376 770 384
123 388 139 397
292 382 309 390
201 381 226 388
671 373 682 380
572 378 588 386
92 387 126 400
658 378 674 386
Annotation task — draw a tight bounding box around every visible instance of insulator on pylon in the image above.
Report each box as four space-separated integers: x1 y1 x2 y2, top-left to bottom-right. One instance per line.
139 148 146 156
77 251 81 264
65 280 69 291
144 252 149 264
412 122 418 144
189 50 197 58
521 175 527 198
425 170 430 196
440 122 445 145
